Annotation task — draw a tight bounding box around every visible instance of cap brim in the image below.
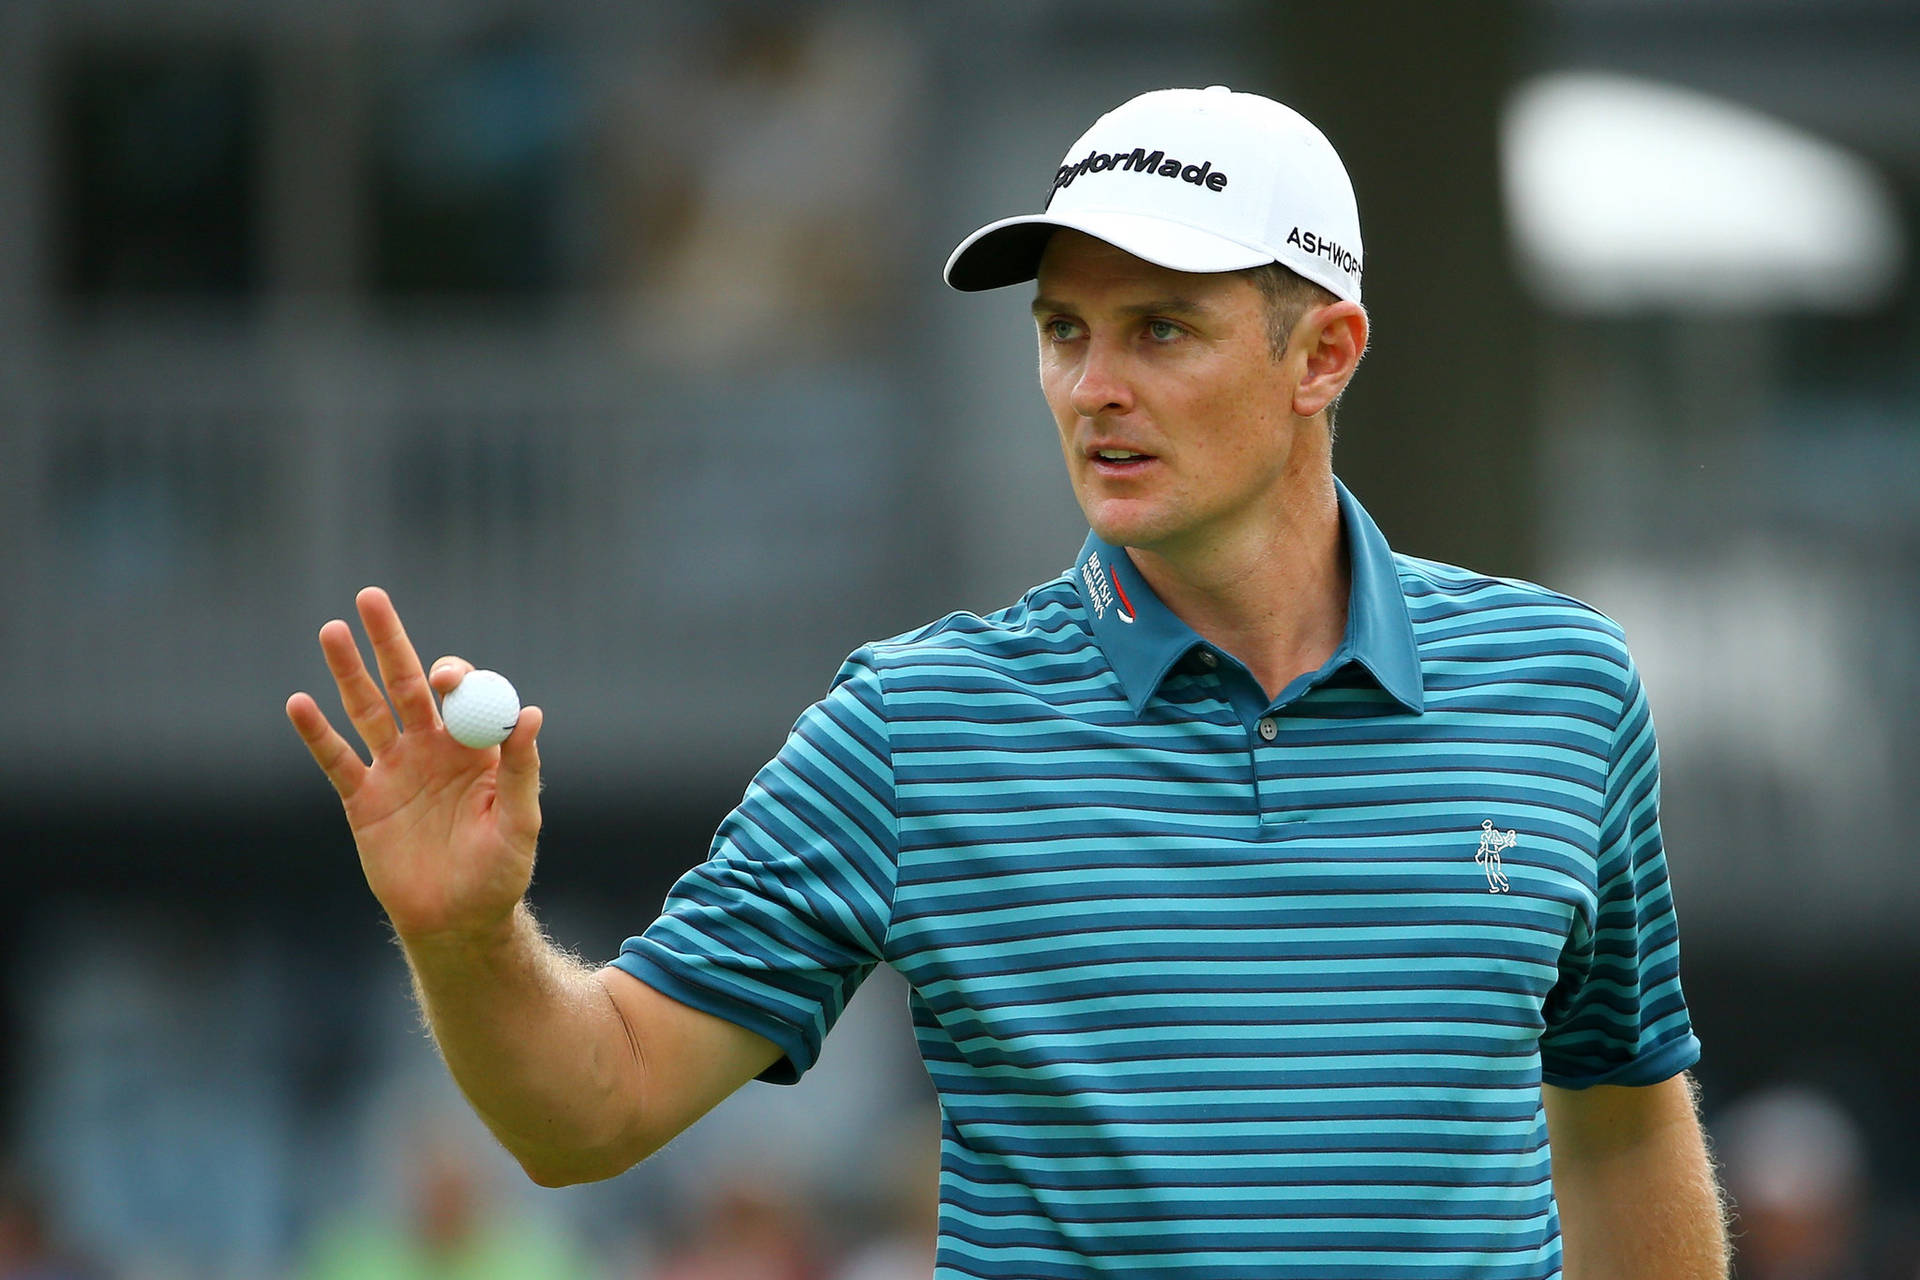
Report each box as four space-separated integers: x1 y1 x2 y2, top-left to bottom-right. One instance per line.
943 209 1276 292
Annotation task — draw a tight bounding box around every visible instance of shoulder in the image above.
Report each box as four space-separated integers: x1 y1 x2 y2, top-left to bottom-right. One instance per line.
1394 552 1638 698
855 573 1092 673
791 573 1094 782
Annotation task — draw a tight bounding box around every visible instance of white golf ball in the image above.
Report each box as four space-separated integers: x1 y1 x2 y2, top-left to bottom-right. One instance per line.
440 669 521 749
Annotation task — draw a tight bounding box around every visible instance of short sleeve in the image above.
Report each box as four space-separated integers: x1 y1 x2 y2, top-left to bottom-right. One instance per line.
1539 655 1701 1089
610 650 897 1085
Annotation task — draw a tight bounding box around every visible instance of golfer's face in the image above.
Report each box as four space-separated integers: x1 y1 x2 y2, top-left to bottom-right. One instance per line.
1033 231 1305 557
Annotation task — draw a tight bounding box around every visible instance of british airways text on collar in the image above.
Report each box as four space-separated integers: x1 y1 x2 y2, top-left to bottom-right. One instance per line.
1080 552 1118 620
1050 146 1230 202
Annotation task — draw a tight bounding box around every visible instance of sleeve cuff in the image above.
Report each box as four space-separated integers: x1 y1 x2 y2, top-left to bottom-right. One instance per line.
1541 1032 1702 1091
607 946 818 1086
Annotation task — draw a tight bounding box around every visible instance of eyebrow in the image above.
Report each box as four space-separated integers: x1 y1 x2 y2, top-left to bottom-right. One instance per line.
1030 294 1214 319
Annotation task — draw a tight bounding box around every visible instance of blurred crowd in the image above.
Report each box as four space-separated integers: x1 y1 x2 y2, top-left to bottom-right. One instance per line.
11 1074 1920 1274
1 1118 939 1280
6 1078 1919 1279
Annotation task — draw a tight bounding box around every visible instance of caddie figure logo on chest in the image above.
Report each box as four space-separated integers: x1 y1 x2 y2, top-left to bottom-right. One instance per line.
1476 819 1517 893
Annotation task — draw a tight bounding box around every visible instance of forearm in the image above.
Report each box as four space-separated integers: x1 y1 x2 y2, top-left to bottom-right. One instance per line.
1549 1077 1730 1280
400 901 643 1186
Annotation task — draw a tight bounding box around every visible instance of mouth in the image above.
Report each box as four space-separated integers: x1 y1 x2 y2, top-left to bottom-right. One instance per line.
1089 447 1157 475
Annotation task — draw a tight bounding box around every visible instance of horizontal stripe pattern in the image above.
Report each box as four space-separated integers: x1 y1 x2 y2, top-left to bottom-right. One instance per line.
614 544 1697 1278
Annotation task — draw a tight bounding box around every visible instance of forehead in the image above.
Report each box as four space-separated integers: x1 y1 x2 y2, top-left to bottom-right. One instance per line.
1033 229 1256 310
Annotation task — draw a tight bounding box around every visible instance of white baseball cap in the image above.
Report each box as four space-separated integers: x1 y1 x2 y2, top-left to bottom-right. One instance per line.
944 86 1363 302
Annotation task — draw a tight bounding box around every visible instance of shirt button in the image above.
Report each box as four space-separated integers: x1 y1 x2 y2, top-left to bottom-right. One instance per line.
1198 650 1218 669
1257 716 1277 741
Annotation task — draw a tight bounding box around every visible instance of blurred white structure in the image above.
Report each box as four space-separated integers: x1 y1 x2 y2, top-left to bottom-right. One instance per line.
1503 70 1905 312
1714 1086 1869 1280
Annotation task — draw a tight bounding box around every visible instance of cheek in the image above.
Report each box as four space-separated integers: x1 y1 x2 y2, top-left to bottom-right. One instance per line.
1038 364 1077 427
1194 382 1291 480
1217 366 1292 438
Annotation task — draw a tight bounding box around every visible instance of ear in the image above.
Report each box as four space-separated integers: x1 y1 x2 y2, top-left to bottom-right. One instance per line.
1289 301 1368 420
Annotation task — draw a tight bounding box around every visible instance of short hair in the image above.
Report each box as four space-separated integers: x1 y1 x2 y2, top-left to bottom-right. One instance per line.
1240 262 1346 435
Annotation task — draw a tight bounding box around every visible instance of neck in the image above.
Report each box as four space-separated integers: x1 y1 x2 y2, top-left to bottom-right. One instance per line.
1124 474 1350 702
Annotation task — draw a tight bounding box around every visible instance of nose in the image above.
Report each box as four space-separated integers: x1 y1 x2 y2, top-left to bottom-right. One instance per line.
1069 337 1134 419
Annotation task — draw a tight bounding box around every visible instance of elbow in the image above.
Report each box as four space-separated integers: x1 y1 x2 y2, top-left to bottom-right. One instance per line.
520 1160 583 1190
515 1153 610 1189
513 1134 658 1189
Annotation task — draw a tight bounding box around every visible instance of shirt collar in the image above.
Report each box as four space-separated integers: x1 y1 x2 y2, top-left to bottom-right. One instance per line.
1070 477 1425 715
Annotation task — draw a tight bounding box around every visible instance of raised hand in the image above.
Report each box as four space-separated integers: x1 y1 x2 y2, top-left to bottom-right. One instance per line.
286 587 544 943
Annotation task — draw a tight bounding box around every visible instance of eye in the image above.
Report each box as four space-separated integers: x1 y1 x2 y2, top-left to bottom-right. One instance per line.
1145 319 1183 342
1043 318 1081 342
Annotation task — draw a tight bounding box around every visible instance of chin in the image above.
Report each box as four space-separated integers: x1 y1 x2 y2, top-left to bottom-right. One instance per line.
1085 507 1174 551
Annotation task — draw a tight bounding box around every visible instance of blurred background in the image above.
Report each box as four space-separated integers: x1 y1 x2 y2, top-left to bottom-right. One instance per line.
2 0 1916 1276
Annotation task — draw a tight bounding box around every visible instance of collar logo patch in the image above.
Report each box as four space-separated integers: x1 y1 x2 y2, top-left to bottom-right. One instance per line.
1081 551 1136 624
1108 565 1137 624
1476 819 1517 893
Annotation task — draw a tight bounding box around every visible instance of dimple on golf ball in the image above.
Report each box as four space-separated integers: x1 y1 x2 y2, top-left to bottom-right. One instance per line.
440 669 521 749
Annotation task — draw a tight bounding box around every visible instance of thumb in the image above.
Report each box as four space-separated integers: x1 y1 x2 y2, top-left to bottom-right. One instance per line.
496 705 544 841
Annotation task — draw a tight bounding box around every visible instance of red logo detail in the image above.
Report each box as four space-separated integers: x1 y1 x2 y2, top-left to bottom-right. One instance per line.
1108 567 1137 623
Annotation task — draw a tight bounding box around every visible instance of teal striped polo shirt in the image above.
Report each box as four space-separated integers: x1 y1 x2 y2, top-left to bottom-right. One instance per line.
613 479 1700 1279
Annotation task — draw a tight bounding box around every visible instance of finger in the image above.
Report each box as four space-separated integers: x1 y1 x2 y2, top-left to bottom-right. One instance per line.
319 618 399 756
286 691 370 798
356 587 438 734
496 705 544 845
427 655 475 698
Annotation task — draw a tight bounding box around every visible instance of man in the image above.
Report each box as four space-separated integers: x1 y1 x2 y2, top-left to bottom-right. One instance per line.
288 87 1729 1278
